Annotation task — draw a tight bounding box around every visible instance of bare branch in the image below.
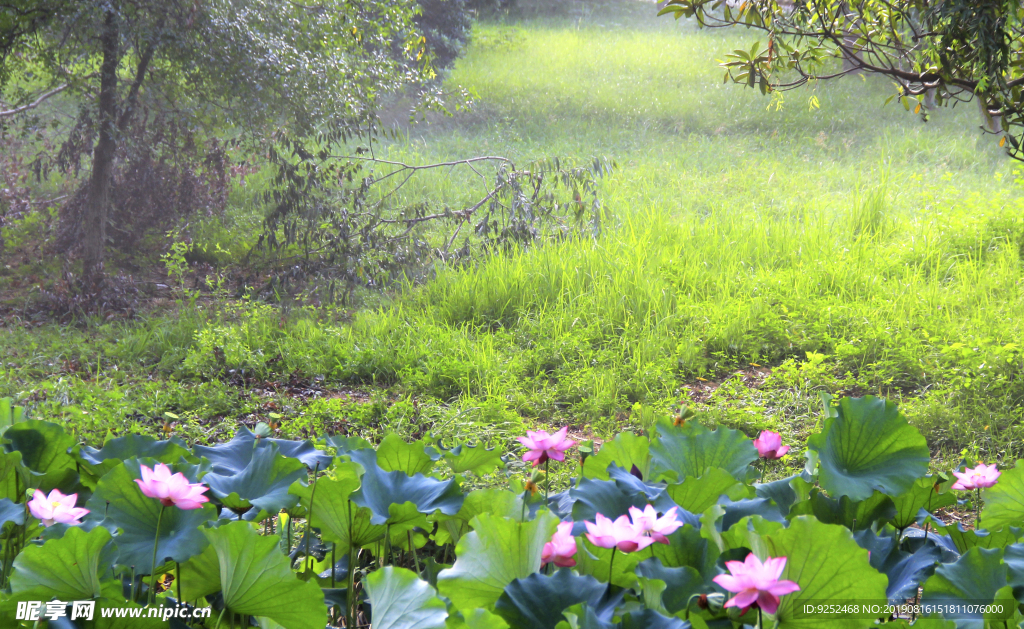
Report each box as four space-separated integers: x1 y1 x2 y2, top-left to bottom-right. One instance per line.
0 83 71 118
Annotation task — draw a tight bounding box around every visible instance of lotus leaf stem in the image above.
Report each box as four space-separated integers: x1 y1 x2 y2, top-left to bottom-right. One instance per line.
149 505 165 606
305 462 322 571
347 499 356 629
408 529 421 575
545 458 550 504
608 547 617 585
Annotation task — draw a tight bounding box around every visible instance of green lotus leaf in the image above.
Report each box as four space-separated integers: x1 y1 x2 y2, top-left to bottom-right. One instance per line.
717 497 787 531
437 511 558 611
619 609 689 629
787 489 895 530
1003 542 1024 602
765 516 888 628
854 529 940 603
495 568 607 629
447 609 510 629
3 420 79 492
980 459 1024 531
179 521 326 628
557 603 685 629
570 477 650 524
290 462 386 555
605 465 686 514
374 434 436 476
650 421 756 482
9 525 119 602
92 599 168 628
203 442 307 513
555 602 614 629
384 501 432 546
636 557 706 614
921 547 1016 628
666 467 745 514
194 427 332 474
365 566 448 629
3 420 75 473
349 449 464 525
723 516 786 560
755 474 813 517
0 497 24 528
0 450 27 501
76 435 192 488
572 536 644 588
874 618 955 629
890 476 957 530
436 488 526 547
806 396 929 500
581 432 650 481
325 435 373 454
85 459 216 574
651 525 719 584
934 521 1019 554
441 440 505 475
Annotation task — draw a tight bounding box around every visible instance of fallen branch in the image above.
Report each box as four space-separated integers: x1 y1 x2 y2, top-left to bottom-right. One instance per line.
0 84 72 119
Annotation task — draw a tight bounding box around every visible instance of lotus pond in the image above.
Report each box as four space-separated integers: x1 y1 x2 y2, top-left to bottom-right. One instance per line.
1 393 1024 628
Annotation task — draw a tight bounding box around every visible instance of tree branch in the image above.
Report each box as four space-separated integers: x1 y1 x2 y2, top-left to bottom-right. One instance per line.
0 83 71 118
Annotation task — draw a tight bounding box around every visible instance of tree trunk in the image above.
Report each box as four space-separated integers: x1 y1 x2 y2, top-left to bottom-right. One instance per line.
82 10 119 289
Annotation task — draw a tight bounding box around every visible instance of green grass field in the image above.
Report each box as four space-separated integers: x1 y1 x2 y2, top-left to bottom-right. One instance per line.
3 0 1023 475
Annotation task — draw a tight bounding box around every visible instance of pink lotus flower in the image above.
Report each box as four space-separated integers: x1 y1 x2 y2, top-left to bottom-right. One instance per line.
27 489 89 527
628 504 683 544
134 463 209 510
517 427 576 467
713 553 801 615
542 521 578 567
753 431 790 460
585 512 653 553
952 463 1001 491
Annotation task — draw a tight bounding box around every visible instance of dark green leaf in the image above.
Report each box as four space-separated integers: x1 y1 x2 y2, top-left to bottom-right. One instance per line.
76 435 192 487
921 547 1014 628
636 557 706 614
203 442 307 513
854 529 939 603
496 568 607 629
787 489 895 530
349 449 463 525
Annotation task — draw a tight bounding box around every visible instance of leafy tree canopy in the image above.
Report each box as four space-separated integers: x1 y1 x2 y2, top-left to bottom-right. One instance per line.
658 0 1024 157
